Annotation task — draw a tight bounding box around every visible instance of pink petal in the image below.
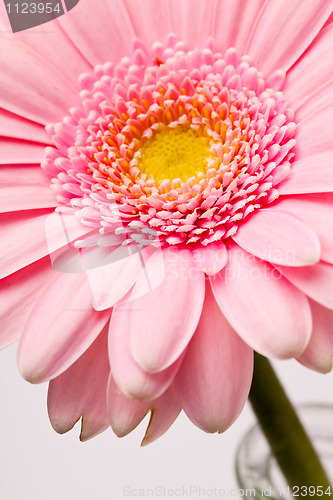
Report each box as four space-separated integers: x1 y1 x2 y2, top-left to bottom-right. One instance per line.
276 194 333 265
48 324 110 441
0 2 11 27
294 79 333 124
0 37 80 125
86 249 145 311
0 210 91 280
211 244 312 359
174 283 253 433
324 11 333 28
107 376 150 438
123 0 172 47
17 272 110 383
214 0 266 55
232 209 321 267
0 166 57 212
245 0 333 75
278 153 333 194
15 20 91 90
297 299 333 374
0 257 55 349
192 241 228 275
0 139 45 164
121 246 166 303
294 96 333 157
107 377 181 444
168 0 218 48
0 209 52 279
141 386 181 446
109 308 184 400
125 248 205 372
276 260 333 310
168 0 266 54
58 0 135 66
285 24 333 110
0 108 50 143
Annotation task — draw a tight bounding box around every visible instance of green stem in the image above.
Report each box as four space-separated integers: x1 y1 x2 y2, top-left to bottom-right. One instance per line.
249 353 331 495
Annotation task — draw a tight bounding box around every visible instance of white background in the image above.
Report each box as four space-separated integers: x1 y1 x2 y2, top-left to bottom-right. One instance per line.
0 344 333 500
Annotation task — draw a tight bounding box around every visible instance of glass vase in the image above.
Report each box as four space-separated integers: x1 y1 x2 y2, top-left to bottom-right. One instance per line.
235 404 333 499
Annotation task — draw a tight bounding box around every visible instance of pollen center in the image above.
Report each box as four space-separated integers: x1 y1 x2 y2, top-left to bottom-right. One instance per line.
138 127 214 185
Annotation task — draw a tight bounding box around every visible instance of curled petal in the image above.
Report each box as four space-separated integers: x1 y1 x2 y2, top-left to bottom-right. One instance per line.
277 260 333 310
109 308 184 400
48 323 110 441
174 282 253 433
297 300 333 374
124 248 205 373
107 377 181 444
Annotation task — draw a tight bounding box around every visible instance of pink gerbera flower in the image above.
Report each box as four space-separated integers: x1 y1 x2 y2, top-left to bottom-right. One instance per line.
1 0 333 444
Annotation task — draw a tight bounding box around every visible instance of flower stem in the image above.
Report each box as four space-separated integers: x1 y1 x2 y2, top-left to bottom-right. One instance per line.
249 353 331 493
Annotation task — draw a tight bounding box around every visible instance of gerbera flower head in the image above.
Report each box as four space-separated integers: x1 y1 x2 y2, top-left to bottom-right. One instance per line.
44 41 296 248
1 0 333 444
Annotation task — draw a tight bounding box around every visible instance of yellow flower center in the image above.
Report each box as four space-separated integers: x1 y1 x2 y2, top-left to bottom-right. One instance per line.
138 127 215 185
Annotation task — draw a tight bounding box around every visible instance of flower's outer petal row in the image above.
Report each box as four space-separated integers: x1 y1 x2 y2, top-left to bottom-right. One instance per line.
0 37 81 125
174 282 253 433
211 244 312 359
276 260 333 311
48 323 110 441
276 194 333 265
245 0 333 75
297 299 333 374
107 376 181 445
0 166 58 213
0 210 91 279
232 208 321 267
58 0 135 67
17 271 110 384
0 257 55 349
285 24 333 111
